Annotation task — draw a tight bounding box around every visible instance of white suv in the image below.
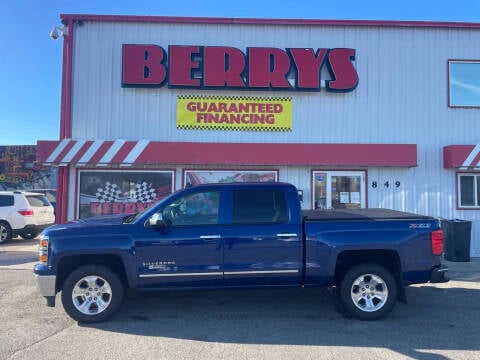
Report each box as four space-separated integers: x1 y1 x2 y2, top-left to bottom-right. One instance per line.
0 191 55 244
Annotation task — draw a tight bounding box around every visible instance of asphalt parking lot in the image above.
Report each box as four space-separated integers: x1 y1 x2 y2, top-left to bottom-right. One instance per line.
1 237 480 360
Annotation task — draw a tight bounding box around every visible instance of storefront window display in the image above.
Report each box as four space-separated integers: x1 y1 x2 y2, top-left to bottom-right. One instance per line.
184 170 278 186
78 170 174 219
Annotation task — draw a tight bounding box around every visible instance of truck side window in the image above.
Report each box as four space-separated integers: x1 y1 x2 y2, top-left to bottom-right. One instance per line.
232 189 288 224
162 191 220 226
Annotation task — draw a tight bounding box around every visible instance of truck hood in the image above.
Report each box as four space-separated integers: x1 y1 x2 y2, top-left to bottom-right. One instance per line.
44 213 134 234
68 213 131 225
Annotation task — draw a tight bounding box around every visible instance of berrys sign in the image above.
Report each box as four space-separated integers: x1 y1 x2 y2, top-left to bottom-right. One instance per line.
122 45 358 92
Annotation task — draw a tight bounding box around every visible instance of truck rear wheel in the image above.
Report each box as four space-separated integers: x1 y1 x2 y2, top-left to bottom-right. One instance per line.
339 263 397 320
61 265 124 323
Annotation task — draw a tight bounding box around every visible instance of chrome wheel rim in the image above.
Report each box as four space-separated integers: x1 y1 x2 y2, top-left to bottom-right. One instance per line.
72 275 112 315
350 273 388 312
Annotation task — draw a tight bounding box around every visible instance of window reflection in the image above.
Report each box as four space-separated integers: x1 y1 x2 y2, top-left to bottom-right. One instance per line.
449 60 480 107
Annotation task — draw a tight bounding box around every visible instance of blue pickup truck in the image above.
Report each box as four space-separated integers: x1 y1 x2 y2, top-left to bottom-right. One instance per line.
33 182 448 322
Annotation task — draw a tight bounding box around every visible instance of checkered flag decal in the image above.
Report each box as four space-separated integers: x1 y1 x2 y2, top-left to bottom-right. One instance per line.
132 182 157 203
96 182 122 203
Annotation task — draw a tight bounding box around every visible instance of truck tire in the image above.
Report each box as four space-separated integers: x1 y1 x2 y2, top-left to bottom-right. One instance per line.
339 263 397 321
0 221 12 244
61 265 124 323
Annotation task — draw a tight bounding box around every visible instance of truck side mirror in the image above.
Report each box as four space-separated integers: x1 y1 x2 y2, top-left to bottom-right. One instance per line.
147 212 166 228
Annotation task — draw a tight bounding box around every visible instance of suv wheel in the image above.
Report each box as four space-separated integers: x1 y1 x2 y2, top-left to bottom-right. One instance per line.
0 221 12 244
20 232 38 240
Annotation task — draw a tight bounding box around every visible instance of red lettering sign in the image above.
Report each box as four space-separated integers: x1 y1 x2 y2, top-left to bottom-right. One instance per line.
325 48 358 92
288 48 328 89
168 45 201 87
122 44 358 92
203 47 246 88
248 47 291 89
122 44 167 86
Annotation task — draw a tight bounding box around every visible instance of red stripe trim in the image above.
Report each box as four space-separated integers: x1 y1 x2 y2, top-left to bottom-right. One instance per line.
37 141 60 162
60 14 480 29
88 141 115 164
443 145 476 168
472 152 480 168
135 142 417 166
56 166 69 224
55 141 76 163
37 141 417 167
57 21 74 225
60 21 74 139
111 141 137 163
70 141 95 163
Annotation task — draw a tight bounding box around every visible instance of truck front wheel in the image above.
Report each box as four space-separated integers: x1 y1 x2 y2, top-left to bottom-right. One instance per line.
61 265 124 323
339 264 397 321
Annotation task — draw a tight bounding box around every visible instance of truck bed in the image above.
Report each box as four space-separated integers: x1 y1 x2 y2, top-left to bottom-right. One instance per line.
302 208 433 221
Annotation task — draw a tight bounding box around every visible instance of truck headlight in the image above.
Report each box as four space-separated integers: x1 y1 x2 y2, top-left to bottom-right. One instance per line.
39 235 49 264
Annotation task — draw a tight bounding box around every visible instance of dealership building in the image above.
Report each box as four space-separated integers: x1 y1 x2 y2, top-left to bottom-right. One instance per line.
37 14 480 257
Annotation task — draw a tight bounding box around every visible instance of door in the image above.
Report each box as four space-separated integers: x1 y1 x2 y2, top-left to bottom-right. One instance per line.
135 190 223 288
223 188 302 286
313 171 366 209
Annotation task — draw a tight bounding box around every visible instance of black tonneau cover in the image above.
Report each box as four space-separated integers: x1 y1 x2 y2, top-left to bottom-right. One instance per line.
303 208 433 221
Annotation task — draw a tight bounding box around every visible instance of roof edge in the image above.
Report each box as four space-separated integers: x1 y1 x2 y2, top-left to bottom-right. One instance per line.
59 14 480 29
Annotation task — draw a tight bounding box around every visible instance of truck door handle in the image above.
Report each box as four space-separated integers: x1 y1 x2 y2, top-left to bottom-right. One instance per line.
200 235 221 239
276 233 298 237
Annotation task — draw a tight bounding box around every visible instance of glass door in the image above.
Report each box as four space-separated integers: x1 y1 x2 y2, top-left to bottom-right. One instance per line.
313 172 328 209
313 171 366 209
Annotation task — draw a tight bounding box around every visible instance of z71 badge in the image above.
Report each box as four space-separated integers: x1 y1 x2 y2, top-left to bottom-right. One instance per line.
409 223 431 229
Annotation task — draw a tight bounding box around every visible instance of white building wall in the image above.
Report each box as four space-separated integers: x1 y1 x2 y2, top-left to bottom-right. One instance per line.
70 22 480 145
67 20 480 256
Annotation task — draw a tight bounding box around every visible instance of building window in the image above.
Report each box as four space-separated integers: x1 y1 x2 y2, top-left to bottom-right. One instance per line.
77 170 174 219
458 173 480 209
448 60 480 107
312 171 366 209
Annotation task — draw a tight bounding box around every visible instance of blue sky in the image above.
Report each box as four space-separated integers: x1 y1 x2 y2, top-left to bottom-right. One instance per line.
1 0 480 145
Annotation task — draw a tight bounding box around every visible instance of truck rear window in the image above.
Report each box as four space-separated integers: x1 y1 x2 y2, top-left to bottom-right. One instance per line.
232 189 288 224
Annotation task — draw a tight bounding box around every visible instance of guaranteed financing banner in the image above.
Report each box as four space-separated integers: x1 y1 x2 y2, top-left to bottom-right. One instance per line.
176 95 292 131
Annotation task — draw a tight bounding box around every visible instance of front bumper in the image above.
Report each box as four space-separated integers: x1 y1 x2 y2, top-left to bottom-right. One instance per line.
430 265 449 283
33 273 57 306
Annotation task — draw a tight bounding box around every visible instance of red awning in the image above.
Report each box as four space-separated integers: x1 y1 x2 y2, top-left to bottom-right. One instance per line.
444 144 480 169
37 140 417 167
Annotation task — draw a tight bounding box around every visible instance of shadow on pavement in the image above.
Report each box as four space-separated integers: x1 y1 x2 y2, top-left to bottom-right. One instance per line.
0 237 38 266
0 251 38 266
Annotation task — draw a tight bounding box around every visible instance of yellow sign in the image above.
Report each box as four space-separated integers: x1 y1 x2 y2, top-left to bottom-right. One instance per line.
176 95 292 131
